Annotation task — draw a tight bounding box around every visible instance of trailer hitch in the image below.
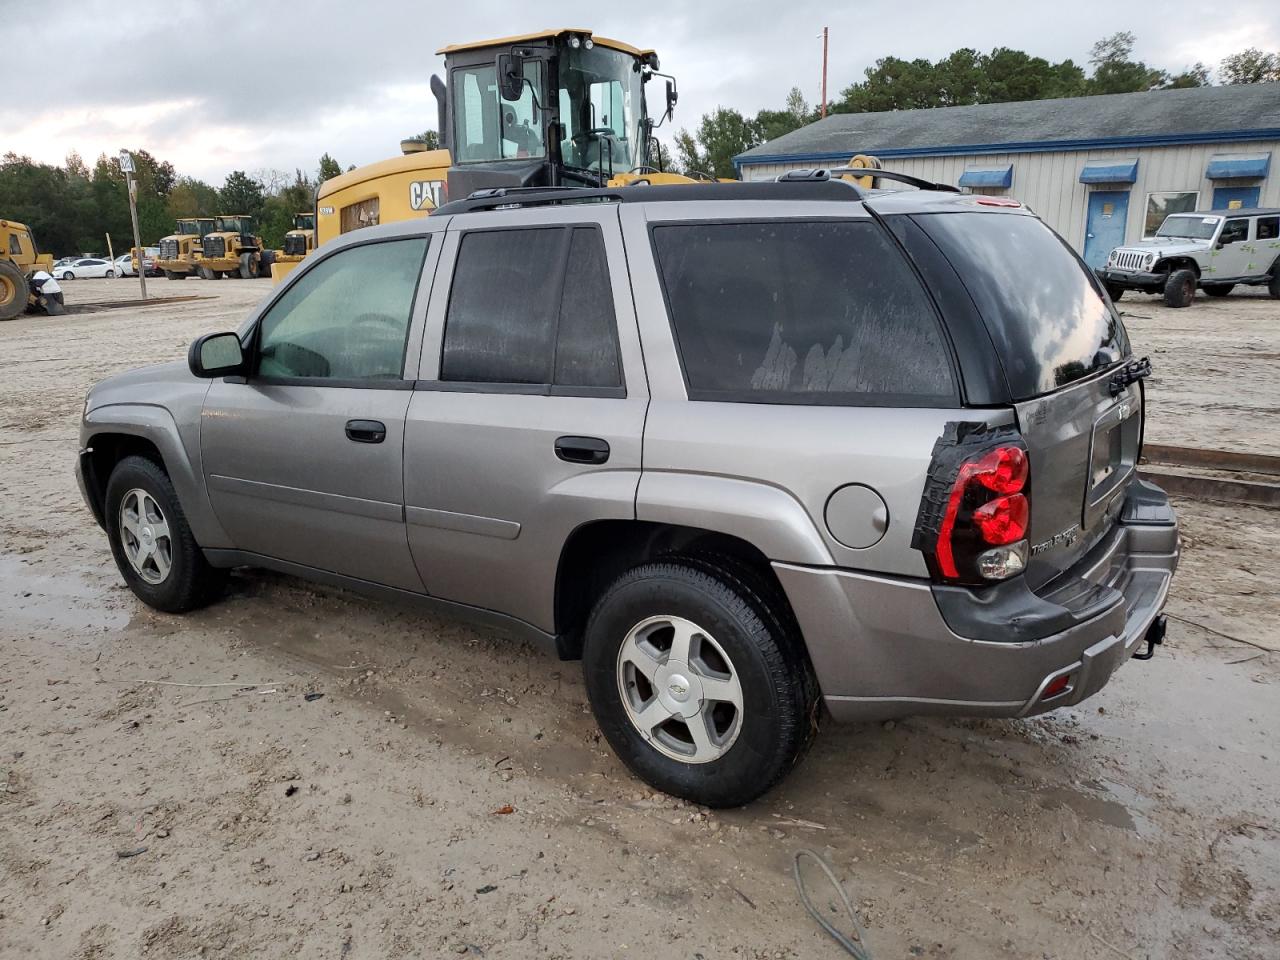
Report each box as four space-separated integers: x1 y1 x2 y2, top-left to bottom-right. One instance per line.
1132 614 1166 661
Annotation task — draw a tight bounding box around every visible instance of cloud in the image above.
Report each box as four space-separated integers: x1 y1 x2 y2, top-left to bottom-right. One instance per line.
6 0 1278 183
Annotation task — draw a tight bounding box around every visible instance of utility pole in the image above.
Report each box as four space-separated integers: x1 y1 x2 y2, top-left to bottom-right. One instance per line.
118 150 147 300
821 27 829 119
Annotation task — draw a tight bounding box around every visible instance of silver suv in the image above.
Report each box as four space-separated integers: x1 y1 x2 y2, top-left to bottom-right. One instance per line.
1097 207 1280 307
76 177 1180 807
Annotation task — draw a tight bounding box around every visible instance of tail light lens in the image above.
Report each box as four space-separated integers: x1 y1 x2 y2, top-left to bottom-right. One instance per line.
928 443 1031 584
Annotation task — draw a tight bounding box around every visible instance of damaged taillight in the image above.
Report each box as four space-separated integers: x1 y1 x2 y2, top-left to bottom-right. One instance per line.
913 426 1032 585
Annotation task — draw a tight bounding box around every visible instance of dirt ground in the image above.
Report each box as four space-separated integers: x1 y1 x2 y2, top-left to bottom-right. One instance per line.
1 278 1277 959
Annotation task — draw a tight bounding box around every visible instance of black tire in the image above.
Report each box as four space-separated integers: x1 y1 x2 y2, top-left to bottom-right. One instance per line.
43 296 66 316
1203 283 1234 297
104 455 227 613
0 259 29 320
1268 272 1280 299
164 270 182 280
238 252 260 279
582 558 818 807
1163 268 1196 308
1103 281 1125 303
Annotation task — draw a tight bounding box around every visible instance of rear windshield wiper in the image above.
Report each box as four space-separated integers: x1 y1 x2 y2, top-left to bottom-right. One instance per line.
1109 356 1152 395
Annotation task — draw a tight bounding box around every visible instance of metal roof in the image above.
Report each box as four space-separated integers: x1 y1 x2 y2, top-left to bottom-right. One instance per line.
737 82 1280 165
436 29 651 58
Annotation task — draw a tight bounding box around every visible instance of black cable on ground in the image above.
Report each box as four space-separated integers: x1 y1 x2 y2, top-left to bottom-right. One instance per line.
793 848 874 960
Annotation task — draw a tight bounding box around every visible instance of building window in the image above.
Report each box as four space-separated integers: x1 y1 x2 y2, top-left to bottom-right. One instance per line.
1144 192 1199 238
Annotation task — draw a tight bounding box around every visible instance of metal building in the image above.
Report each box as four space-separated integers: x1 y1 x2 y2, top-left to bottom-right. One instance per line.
734 83 1280 268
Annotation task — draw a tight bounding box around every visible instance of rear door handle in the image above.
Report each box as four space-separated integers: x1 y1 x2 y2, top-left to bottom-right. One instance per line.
555 436 610 465
345 419 386 444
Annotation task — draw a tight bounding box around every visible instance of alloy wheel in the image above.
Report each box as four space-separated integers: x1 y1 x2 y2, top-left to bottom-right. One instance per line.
118 488 173 584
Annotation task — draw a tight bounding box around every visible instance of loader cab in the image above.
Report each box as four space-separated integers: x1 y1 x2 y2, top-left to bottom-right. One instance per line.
433 29 671 197
282 213 316 257
213 216 257 246
176 218 216 239
293 213 316 233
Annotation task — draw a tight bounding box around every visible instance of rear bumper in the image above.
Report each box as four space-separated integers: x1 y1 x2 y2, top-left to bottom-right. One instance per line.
776 482 1179 722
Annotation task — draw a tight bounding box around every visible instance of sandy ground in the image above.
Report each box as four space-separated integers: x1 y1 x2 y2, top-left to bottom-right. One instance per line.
1 278 1278 959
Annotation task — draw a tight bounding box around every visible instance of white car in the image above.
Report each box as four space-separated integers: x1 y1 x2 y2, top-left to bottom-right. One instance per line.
114 254 136 277
58 258 116 280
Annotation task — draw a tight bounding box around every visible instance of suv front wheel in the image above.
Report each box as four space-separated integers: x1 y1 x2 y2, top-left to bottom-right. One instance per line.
105 455 227 613
582 558 818 807
1163 268 1197 307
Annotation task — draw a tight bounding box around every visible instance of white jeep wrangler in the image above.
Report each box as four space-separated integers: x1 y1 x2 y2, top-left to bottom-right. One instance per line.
1096 208 1280 307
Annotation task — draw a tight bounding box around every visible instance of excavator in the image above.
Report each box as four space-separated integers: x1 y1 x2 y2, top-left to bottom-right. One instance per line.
285 28 690 284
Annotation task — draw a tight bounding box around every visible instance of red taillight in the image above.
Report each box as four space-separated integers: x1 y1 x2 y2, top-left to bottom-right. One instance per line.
973 493 1029 545
932 445 1030 581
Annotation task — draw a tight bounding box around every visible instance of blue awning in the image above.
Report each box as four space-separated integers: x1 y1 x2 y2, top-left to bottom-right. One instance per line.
958 164 1013 189
1079 159 1138 184
1205 153 1271 180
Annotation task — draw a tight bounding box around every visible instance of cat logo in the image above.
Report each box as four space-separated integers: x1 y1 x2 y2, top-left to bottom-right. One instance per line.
409 181 445 212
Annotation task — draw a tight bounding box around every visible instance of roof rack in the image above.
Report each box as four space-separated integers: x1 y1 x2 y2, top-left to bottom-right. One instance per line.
776 167 961 194
430 179 867 215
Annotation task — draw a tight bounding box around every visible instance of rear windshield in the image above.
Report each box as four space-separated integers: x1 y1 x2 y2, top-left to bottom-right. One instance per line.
916 212 1128 400
651 220 957 405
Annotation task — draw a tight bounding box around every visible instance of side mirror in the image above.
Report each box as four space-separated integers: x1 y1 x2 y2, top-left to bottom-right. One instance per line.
665 79 677 120
497 52 524 102
188 331 244 378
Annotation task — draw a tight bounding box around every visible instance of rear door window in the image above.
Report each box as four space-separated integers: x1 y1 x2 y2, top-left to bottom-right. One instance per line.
441 226 623 391
650 220 957 405
915 212 1129 400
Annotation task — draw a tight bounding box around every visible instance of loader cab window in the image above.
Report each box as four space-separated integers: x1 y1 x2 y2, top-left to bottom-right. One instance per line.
558 44 642 173
453 61 547 163
9 233 22 256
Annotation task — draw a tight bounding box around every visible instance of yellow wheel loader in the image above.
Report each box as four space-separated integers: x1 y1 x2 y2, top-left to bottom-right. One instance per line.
273 29 691 286
268 212 318 284
157 218 215 279
0 219 63 319
195 215 269 279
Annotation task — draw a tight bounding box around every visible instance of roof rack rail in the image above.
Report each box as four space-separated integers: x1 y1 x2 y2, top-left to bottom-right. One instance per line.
431 179 867 215
776 167 961 193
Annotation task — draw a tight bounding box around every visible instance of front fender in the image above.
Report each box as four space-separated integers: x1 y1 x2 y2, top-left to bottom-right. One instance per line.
636 472 834 565
82 403 232 548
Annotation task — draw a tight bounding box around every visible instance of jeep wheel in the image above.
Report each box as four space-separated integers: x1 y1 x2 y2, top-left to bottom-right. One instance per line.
1203 283 1234 297
1103 281 1125 303
1269 272 1280 299
582 558 818 807
1163 268 1196 308
105 455 227 613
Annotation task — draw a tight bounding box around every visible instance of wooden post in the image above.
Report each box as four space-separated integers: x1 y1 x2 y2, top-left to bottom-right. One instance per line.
119 151 147 299
821 27 829 119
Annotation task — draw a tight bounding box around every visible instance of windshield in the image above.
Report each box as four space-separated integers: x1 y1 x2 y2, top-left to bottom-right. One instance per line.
558 44 644 174
177 221 200 235
918 212 1129 400
294 214 316 231
215 217 251 233
452 60 548 163
1156 215 1219 240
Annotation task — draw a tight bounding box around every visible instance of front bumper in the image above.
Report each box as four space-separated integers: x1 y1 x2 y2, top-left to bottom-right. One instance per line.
776 482 1179 722
1096 267 1165 290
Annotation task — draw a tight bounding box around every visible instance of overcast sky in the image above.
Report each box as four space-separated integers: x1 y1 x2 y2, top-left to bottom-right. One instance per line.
5 0 1277 184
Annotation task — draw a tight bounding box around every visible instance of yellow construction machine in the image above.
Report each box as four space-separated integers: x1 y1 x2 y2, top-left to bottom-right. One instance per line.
196 215 267 279
269 212 320 283
156 218 215 279
278 28 690 284
0 219 63 319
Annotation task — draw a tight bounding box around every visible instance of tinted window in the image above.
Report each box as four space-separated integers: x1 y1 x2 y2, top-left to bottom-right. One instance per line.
256 238 427 380
1220 218 1249 244
555 229 621 388
8 233 20 255
652 221 955 404
918 212 1129 400
1259 217 1279 241
442 227 622 389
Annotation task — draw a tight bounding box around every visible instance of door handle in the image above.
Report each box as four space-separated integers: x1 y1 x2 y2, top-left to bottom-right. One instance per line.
345 419 386 444
555 436 610 465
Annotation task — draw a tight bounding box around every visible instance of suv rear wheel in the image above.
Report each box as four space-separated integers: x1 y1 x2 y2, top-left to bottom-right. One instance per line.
1163 268 1196 308
1269 271 1280 299
105 455 227 613
582 558 818 807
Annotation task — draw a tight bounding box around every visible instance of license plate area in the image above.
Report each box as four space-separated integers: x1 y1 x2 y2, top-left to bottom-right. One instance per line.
1084 390 1140 529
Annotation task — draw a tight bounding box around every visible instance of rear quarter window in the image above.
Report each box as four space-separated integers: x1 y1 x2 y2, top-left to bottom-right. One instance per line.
915 212 1129 400
650 220 957 405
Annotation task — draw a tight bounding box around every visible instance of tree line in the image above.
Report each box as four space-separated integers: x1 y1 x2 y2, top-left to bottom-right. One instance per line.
672 36 1280 179
0 150 348 258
